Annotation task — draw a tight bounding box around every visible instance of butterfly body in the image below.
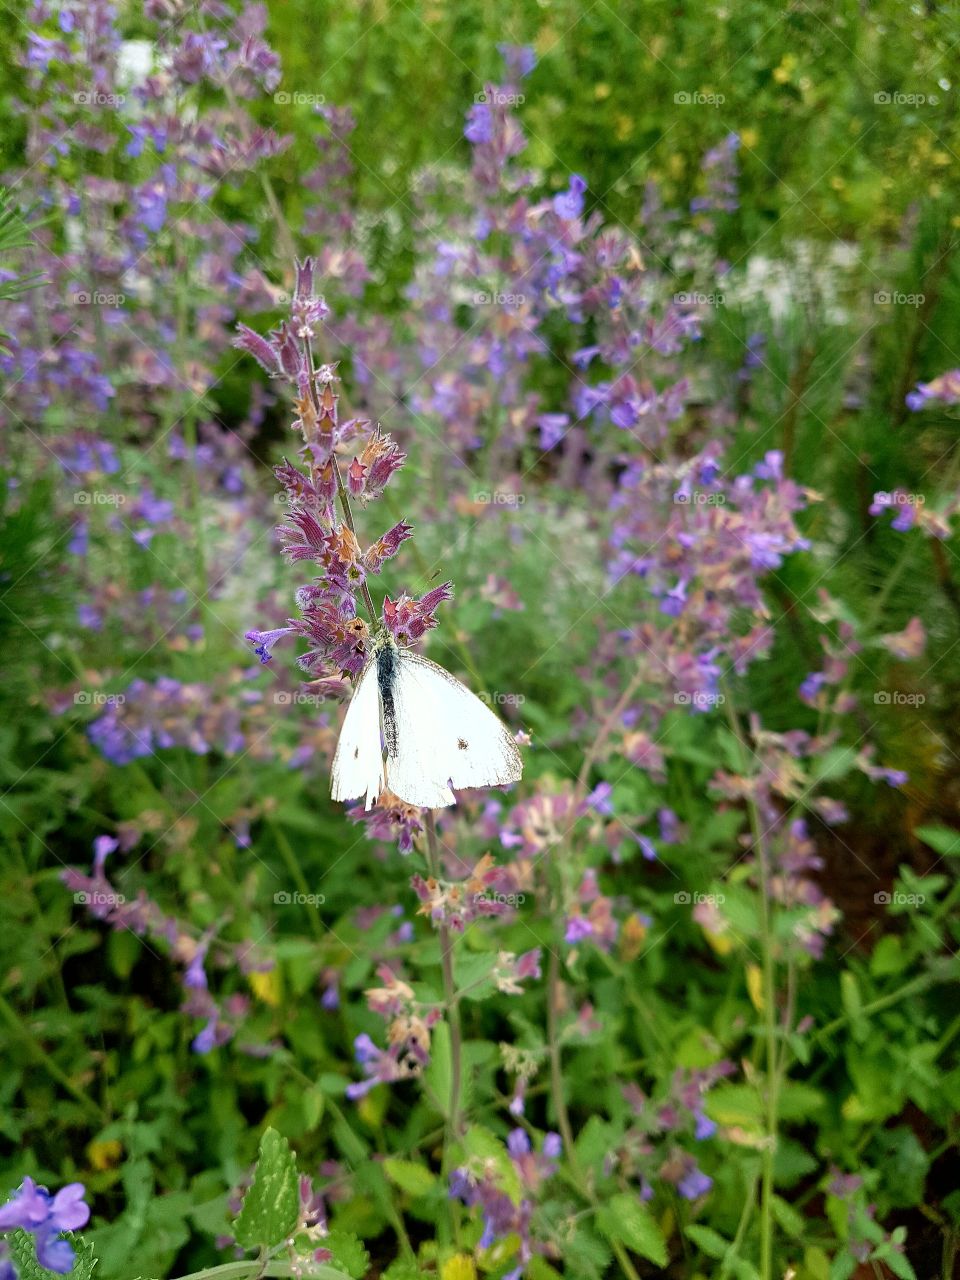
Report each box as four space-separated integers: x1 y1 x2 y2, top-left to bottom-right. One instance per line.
331 629 523 811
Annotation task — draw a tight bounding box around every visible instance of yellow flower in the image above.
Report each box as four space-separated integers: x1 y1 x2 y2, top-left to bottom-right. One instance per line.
87 1139 122 1170
594 82 611 100
740 127 759 148
249 968 282 1006
441 1256 477 1280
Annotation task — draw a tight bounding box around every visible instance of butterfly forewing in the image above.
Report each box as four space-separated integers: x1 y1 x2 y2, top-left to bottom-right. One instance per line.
386 652 523 809
330 658 385 810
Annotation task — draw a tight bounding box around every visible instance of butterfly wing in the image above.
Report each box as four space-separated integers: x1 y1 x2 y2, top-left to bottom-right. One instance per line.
330 658 385 810
386 652 523 809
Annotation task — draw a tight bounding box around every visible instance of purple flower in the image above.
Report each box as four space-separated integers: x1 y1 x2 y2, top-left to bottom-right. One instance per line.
246 626 295 664
465 102 494 145
693 1110 717 1140
553 174 587 220
0 1179 90 1276
678 1164 713 1199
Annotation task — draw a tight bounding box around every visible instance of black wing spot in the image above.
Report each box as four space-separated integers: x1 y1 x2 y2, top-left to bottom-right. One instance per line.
353 747 359 760
457 738 469 750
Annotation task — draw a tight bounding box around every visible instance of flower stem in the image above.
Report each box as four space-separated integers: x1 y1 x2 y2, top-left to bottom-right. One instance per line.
424 810 463 1240
545 950 641 1280
169 1262 348 1280
721 684 779 1280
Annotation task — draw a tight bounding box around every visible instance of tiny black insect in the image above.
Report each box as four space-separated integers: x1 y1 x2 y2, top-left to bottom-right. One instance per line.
457 738 468 750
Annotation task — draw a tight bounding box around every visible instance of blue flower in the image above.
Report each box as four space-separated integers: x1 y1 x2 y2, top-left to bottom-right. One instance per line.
553 174 587 220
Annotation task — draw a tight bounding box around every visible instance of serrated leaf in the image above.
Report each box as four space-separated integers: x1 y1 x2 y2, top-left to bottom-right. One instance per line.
423 1022 452 1118
323 1229 370 1279
7 1231 98 1280
381 1261 425 1280
597 1192 668 1267
234 1127 300 1249
382 1158 437 1197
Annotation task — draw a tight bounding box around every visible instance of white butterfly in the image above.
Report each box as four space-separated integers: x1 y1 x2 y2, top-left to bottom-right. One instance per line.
331 629 523 810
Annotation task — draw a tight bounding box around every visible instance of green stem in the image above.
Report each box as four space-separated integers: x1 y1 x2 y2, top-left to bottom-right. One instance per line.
546 950 642 1280
722 683 779 1280
424 811 463 1247
171 1262 349 1280
266 816 324 942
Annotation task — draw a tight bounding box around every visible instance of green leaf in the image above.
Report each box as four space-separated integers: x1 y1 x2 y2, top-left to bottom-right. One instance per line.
382 1157 437 1197
915 824 960 857
685 1223 729 1257
771 1194 805 1238
323 1229 370 1279
461 1126 522 1204
597 1192 668 1266
423 1021 452 1118
381 1262 425 1280
233 1126 300 1249
7 1231 99 1280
